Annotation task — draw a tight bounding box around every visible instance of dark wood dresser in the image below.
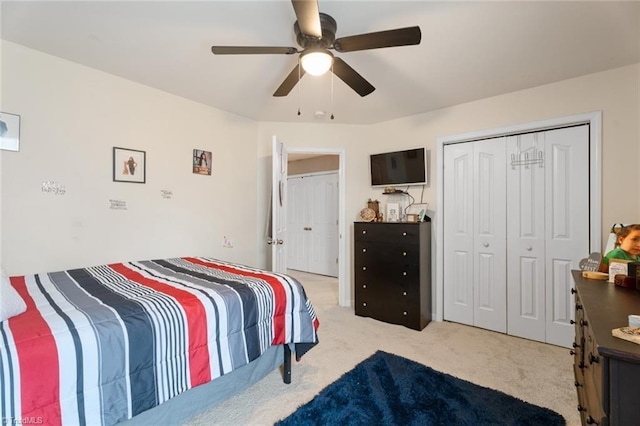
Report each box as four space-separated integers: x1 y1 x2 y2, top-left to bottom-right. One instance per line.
572 270 640 426
354 220 431 331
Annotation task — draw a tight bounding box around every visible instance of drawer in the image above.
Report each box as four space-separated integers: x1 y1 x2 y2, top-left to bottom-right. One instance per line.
354 223 420 243
354 242 420 267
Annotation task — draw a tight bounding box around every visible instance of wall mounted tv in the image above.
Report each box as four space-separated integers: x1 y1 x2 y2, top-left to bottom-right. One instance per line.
370 147 427 187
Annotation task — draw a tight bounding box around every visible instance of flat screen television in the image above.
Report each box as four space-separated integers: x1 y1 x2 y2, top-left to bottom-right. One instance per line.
370 147 427 187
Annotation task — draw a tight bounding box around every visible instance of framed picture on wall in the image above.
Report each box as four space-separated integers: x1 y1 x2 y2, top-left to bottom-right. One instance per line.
0 112 20 152
193 149 212 175
113 147 146 183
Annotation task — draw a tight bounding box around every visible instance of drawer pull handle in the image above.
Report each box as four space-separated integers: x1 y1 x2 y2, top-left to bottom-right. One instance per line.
402 272 407 276
569 350 575 356
586 415 598 425
363 302 367 307
525 246 532 251
362 284 367 289
575 304 582 310
589 353 599 364
570 320 575 325
403 291 407 296
483 242 489 248
402 232 407 236
571 288 577 294
362 248 367 253
403 311 407 316
362 230 367 234
362 267 367 271
574 381 582 388
577 405 586 412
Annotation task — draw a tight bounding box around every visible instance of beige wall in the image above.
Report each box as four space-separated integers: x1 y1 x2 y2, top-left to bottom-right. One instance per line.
288 155 339 176
0 41 259 274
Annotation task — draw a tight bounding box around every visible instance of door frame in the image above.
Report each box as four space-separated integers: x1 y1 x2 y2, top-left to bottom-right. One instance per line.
435 111 602 321
287 147 348 307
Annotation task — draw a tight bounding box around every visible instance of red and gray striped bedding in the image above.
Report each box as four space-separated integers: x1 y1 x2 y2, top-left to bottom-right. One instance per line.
0 257 319 426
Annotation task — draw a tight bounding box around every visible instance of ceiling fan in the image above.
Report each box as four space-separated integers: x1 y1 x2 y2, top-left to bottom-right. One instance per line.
211 0 421 98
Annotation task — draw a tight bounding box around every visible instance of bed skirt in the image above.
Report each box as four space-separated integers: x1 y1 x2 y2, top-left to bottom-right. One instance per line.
120 345 284 425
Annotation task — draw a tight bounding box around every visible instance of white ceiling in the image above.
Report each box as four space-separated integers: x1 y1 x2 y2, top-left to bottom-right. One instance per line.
1 1 639 125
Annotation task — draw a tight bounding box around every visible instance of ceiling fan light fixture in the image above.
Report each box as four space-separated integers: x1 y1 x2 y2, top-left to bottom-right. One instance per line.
300 49 334 76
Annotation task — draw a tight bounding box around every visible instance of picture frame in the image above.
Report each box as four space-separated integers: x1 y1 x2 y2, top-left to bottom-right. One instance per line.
386 202 400 222
0 112 20 152
193 149 212 175
113 147 146 183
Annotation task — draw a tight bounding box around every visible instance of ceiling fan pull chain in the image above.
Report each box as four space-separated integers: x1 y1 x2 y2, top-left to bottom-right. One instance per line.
297 57 302 116
330 63 335 120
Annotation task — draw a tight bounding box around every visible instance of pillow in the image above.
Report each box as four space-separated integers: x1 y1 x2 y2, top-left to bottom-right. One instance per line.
1 272 27 322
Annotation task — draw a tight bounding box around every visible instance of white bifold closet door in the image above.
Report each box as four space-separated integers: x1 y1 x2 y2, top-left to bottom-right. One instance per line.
443 137 507 332
287 173 339 277
506 127 589 346
443 125 589 347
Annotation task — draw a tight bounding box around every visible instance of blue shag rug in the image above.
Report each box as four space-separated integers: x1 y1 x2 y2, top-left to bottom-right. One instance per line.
276 350 565 426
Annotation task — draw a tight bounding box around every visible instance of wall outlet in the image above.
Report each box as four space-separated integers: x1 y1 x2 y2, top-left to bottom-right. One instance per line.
223 236 233 248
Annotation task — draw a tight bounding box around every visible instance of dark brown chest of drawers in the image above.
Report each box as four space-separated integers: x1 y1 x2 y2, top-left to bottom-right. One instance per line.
354 220 431 331
572 270 640 426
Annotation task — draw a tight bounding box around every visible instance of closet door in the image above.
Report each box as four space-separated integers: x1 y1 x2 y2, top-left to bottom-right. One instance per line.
506 132 547 342
473 138 507 332
444 139 506 331
544 125 589 347
308 173 339 277
443 143 475 326
506 125 589 346
287 176 310 271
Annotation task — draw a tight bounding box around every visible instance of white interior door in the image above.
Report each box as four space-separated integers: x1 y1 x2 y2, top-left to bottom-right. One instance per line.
308 173 339 277
506 132 547 342
473 137 507 333
271 136 288 273
506 125 589 346
287 176 308 271
443 142 474 326
544 125 589 346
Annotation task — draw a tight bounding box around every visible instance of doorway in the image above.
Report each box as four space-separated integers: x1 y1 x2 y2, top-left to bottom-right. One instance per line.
285 147 347 306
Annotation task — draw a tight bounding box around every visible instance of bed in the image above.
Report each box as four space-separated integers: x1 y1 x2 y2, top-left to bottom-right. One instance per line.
0 257 319 425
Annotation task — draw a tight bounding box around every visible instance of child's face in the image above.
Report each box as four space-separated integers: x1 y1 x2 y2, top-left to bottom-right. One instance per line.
619 230 640 256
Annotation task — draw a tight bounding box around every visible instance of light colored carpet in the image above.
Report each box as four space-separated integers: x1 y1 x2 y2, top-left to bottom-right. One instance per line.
184 270 580 425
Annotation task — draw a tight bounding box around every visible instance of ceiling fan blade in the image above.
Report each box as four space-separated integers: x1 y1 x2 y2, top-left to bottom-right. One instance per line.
331 57 375 97
291 0 322 38
273 64 306 97
333 26 421 53
211 46 298 55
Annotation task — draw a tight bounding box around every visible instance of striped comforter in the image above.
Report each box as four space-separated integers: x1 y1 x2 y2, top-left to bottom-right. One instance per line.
0 257 319 426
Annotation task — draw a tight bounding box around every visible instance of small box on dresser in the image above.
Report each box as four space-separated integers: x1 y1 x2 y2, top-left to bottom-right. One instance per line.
354 220 431 331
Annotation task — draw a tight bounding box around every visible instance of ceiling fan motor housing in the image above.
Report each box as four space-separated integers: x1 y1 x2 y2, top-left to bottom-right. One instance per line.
294 13 337 49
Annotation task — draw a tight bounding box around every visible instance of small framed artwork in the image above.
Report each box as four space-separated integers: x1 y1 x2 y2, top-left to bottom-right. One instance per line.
113 147 146 183
386 202 400 222
193 149 212 175
0 112 20 152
